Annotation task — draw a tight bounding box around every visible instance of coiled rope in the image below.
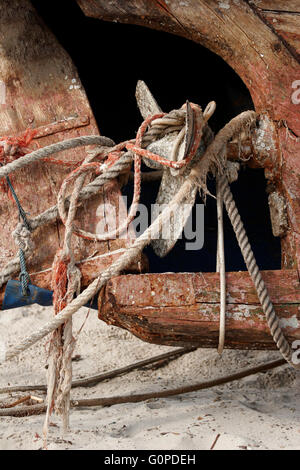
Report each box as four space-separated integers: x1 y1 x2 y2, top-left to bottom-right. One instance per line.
0 109 297 372
0 104 299 443
0 106 197 287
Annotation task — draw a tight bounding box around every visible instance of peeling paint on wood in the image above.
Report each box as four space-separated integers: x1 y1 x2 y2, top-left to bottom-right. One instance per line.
99 270 300 350
268 191 288 237
0 1 144 293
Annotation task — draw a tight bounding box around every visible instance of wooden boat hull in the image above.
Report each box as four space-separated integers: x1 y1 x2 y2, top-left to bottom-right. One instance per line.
98 270 300 350
76 0 300 350
1 0 299 352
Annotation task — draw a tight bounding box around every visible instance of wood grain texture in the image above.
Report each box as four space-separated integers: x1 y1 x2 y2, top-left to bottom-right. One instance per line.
77 0 300 275
0 0 137 285
251 1 300 14
99 270 300 349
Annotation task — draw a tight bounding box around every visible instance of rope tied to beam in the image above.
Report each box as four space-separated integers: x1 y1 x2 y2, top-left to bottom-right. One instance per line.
0 104 298 438
40 103 208 438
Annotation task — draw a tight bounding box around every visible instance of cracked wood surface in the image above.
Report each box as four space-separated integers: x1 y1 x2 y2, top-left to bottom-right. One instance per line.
99 270 300 350
251 1 300 14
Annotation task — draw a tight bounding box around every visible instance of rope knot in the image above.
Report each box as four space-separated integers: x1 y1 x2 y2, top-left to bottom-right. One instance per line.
0 129 37 164
0 129 37 194
1 141 18 163
12 223 34 253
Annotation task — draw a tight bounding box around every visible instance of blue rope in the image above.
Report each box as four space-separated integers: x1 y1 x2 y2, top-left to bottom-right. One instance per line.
19 248 31 296
6 176 31 295
5 177 31 230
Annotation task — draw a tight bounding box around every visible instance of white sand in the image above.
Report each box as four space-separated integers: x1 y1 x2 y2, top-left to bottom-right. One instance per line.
0 304 299 450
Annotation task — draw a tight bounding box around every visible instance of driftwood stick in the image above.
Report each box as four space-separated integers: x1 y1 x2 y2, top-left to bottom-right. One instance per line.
210 433 221 450
0 395 31 409
0 347 196 394
0 358 285 417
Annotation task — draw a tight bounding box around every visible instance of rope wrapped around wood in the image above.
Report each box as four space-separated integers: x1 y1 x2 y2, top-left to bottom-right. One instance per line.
0 105 199 286
0 109 298 373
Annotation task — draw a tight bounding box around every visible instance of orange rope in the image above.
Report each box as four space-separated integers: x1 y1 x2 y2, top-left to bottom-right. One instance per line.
0 129 37 195
52 253 70 315
57 105 203 241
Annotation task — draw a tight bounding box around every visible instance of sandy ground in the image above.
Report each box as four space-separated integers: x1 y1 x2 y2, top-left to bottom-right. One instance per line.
0 304 299 450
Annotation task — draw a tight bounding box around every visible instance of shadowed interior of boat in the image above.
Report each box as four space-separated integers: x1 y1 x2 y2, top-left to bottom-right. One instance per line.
31 0 281 273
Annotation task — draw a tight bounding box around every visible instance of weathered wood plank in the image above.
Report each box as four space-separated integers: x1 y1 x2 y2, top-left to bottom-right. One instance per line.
263 12 300 55
99 271 300 350
252 1 300 14
101 271 300 307
0 0 138 284
77 0 300 275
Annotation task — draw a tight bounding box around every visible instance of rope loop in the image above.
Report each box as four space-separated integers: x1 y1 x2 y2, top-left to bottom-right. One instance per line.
0 106 298 374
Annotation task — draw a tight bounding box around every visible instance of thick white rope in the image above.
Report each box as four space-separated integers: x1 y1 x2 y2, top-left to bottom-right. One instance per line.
0 136 114 179
1 109 298 371
2 176 194 364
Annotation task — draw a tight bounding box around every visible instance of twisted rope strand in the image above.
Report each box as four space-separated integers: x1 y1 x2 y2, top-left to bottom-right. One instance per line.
2 176 194 363
0 135 115 179
219 175 295 367
0 109 298 372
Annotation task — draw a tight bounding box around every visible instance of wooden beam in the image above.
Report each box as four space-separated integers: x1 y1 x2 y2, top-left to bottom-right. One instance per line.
99 270 300 350
0 251 148 309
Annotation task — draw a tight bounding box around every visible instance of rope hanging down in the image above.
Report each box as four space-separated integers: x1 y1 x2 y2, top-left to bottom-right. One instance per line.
0 104 299 436
5 176 31 295
0 108 297 370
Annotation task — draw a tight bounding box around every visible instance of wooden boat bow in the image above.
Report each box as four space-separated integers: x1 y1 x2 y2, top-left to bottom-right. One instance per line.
0 0 299 355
